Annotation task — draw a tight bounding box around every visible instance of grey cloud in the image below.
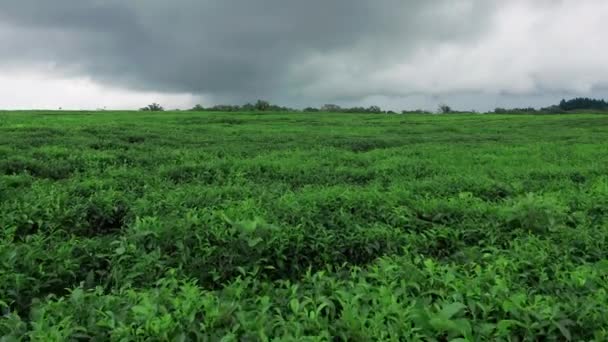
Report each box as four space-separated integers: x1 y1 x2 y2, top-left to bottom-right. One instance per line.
0 0 606 110
0 1 497 100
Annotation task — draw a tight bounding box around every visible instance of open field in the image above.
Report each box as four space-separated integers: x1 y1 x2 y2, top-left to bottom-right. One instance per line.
1 111 608 340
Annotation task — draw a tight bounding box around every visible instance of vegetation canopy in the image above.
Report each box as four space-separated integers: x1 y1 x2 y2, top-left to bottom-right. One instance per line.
1 111 607 340
180 97 608 114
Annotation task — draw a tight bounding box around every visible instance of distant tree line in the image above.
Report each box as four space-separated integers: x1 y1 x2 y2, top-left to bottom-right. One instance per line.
188 100 295 112
186 102 442 114
558 98 608 111
494 97 608 114
493 107 537 114
315 104 384 113
187 102 389 114
139 97 608 114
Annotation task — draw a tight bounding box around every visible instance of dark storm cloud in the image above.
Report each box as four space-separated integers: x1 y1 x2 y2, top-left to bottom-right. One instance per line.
1 0 607 110
0 1 497 100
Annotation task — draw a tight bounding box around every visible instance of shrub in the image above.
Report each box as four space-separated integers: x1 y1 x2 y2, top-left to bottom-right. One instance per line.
140 103 164 112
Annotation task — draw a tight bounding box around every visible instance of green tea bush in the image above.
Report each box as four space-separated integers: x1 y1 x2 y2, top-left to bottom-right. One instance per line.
1 111 608 340
500 194 568 234
0 156 75 180
81 190 131 236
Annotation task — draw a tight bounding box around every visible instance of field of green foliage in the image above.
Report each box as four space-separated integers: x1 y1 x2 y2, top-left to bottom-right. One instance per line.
1 111 608 340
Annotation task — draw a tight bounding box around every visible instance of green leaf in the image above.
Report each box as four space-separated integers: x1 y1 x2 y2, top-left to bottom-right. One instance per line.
289 298 300 313
554 319 574 341
441 302 466 319
497 320 524 335
247 237 264 248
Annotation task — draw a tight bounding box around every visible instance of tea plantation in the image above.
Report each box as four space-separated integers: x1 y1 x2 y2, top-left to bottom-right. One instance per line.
1 111 607 340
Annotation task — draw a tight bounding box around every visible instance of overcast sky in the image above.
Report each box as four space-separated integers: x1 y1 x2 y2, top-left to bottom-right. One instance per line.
0 0 606 111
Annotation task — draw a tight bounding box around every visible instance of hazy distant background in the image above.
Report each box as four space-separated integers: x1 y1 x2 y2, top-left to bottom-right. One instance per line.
0 0 606 111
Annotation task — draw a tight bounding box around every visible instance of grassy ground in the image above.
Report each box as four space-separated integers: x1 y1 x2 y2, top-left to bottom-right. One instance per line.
1 111 608 340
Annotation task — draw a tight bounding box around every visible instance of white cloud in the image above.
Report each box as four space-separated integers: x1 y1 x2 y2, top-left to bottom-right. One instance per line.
0 69 200 110
291 0 608 102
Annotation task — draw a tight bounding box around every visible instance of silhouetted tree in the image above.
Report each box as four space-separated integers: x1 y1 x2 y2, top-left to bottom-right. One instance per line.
255 100 271 111
321 104 342 112
140 103 164 111
438 104 452 114
367 105 382 113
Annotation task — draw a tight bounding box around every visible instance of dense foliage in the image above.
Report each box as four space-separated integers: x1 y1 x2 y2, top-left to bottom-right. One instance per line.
559 98 608 111
190 97 608 115
495 97 608 114
493 107 537 114
192 102 398 114
190 101 295 113
1 111 608 340
139 103 165 112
